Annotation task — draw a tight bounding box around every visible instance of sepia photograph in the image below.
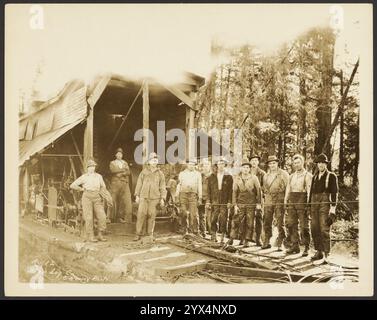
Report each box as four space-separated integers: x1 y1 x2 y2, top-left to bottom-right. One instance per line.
4 3 373 297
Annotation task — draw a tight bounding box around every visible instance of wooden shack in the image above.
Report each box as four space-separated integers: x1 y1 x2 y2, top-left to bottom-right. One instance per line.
18 72 213 227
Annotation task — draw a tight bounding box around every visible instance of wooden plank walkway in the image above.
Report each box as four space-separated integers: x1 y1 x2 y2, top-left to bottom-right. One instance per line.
164 234 359 283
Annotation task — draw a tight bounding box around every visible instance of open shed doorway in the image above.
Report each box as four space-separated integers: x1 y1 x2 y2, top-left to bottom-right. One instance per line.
93 78 187 194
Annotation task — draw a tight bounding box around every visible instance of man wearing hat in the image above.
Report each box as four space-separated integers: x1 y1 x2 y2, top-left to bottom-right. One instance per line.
198 158 212 236
228 158 262 247
109 147 132 223
133 153 167 241
308 153 338 261
284 154 312 256
249 154 266 246
176 158 202 235
206 157 233 243
262 155 289 250
70 159 108 242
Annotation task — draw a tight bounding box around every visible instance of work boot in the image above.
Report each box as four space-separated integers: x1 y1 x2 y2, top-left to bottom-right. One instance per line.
302 246 309 257
324 252 330 262
277 246 283 252
220 233 225 244
310 251 324 261
211 234 218 242
239 239 244 246
286 246 300 255
89 236 98 243
227 238 234 245
97 231 107 242
133 235 141 241
261 243 271 250
243 240 249 248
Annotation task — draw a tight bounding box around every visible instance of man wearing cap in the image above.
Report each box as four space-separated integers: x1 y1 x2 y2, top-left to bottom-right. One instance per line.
207 157 233 243
262 155 289 250
70 159 108 242
309 153 338 261
284 154 312 256
198 158 212 237
249 154 266 246
228 158 262 247
133 153 166 241
109 148 132 223
176 158 202 235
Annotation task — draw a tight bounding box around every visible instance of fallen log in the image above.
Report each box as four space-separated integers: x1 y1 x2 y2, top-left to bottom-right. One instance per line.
206 262 321 283
167 238 278 270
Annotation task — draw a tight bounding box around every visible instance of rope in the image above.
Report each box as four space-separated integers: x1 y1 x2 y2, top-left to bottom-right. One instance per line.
200 200 358 207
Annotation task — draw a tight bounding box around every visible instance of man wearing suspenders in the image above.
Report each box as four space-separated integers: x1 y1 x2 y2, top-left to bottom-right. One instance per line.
249 155 266 246
309 153 339 262
284 154 312 256
262 155 289 250
228 158 261 247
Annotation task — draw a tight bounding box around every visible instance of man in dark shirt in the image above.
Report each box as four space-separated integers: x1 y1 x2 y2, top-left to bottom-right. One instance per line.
206 157 233 243
308 153 339 261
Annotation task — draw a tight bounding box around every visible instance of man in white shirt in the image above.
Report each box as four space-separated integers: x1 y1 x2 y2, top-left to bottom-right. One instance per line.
284 154 312 256
176 158 202 235
70 159 108 242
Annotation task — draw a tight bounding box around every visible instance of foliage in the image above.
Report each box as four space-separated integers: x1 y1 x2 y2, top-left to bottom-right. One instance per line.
196 27 359 185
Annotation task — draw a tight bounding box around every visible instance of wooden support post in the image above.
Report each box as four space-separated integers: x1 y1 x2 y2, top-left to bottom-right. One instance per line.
142 80 150 165
185 107 196 160
83 104 94 164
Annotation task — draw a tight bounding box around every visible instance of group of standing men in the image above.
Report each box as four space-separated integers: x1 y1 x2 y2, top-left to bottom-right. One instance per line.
70 147 338 262
170 153 339 262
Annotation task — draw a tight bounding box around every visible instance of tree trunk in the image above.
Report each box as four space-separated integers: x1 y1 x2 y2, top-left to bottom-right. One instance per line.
354 111 360 184
339 70 345 183
299 77 307 158
314 37 334 161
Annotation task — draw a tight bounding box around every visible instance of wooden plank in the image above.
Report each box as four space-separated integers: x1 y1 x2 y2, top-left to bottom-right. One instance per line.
19 119 28 140
206 263 320 283
83 106 94 162
141 252 186 263
25 120 35 141
168 238 278 270
155 259 208 277
53 86 87 130
34 109 54 137
87 75 111 109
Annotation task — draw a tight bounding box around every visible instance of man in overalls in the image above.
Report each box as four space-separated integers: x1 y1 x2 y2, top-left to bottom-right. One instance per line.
309 153 338 262
109 147 132 223
134 153 166 242
228 158 261 247
70 159 108 242
249 154 266 246
284 154 312 256
262 155 289 250
198 158 212 237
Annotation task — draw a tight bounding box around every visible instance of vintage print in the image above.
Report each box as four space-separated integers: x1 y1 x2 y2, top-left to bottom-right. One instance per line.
4 4 373 296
